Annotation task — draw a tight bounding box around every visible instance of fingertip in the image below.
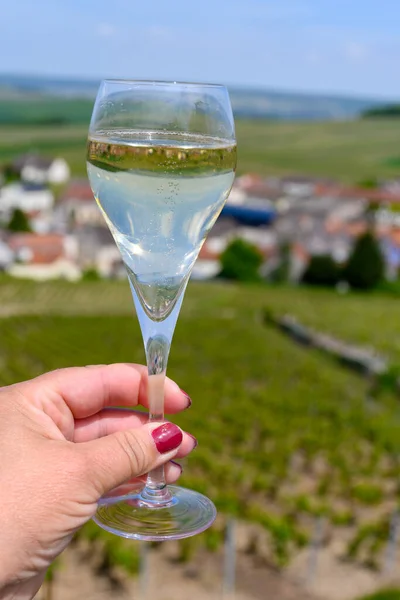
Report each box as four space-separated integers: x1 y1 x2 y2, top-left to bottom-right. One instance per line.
165 460 183 483
163 378 192 413
180 389 192 408
174 431 198 459
187 433 198 450
170 460 183 475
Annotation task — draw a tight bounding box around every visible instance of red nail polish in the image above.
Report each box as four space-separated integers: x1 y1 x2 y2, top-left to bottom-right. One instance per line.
187 433 198 449
180 389 192 408
152 423 183 454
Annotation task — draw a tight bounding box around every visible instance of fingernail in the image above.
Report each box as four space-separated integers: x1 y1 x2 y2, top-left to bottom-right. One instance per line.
187 433 198 450
152 423 183 454
180 389 192 408
170 460 183 475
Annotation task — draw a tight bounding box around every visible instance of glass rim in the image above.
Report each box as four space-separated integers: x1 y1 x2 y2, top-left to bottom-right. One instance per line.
102 78 228 89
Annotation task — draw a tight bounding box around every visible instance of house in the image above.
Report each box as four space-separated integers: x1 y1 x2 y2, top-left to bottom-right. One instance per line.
270 192 369 281
56 180 103 230
191 217 237 280
0 183 54 222
0 239 13 271
315 183 400 207
192 215 278 280
382 179 400 195
234 174 284 203
11 154 70 185
289 243 309 282
7 233 80 281
280 176 319 198
74 225 123 277
28 210 55 234
192 242 222 280
227 185 247 205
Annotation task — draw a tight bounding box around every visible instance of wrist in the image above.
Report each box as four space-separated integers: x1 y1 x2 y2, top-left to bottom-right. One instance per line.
0 556 44 600
0 574 44 600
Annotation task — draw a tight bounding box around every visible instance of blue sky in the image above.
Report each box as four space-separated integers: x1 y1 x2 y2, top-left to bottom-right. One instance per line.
1 0 400 98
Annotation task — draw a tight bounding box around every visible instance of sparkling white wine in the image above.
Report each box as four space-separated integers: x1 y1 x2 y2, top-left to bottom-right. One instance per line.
87 131 236 321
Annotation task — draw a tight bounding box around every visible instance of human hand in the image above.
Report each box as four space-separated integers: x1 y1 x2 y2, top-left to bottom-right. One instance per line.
0 364 195 600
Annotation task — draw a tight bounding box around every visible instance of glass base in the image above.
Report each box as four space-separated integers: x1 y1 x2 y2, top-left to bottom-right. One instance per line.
93 485 217 541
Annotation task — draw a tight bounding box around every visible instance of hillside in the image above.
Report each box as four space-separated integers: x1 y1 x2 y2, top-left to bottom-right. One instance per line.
1 278 400 573
363 105 400 118
0 73 389 122
0 96 93 125
2 118 400 182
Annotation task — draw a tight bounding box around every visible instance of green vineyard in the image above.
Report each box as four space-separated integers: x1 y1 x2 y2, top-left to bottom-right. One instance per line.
3 118 400 181
1 278 400 570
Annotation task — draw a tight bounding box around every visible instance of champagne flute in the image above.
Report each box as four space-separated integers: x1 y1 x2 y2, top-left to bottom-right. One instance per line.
86 79 236 540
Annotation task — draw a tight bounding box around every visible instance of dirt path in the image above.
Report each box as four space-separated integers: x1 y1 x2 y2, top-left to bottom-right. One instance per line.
34 532 400 600
287 538 400 600
35 543 317 600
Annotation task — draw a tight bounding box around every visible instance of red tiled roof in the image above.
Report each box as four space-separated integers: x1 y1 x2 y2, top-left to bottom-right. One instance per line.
60 181 93 202
8 233 65 265
237 173 263 185
315 184 400 204
198 244 220 260
12 153 53 171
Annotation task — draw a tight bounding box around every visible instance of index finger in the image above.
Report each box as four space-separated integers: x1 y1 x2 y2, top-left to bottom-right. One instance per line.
19 363 190 418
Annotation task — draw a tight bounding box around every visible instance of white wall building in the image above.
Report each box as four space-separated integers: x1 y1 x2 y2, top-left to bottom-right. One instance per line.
12 155 70 185
7 233 80 281
0 240 13 270
55 181 103 231
9 259 81 281
0 183 54 219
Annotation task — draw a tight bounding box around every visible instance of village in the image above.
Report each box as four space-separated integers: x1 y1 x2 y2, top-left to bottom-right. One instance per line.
1 152 400 283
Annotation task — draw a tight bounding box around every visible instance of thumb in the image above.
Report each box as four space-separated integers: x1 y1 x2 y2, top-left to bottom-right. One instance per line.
78 422 183 498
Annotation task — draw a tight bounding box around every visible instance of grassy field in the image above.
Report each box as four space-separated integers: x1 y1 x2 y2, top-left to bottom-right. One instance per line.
1 279 400 568
0 125 88 176
0 97 92 126
1 118 400 182
360 591 400 600
236 119 400 182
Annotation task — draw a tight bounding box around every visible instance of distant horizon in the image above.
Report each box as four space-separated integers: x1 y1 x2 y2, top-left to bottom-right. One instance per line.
0 71 397 103
2 0 400 99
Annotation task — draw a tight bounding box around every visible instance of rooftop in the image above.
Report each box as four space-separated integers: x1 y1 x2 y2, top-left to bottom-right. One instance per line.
60 180 94 203
315 184 400 204
75 225 115 246
8 233 65 265
12 154 54 171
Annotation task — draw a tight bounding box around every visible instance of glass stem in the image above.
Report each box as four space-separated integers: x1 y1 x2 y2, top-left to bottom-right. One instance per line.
141 334 173 504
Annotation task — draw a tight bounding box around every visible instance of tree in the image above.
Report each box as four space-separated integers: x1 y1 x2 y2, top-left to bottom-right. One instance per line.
81 267 101 281
358 177 379 190
7 208 32 233
362 104 400 118
2 164 19 184
343 232 385 290
302 255 340 287
220 238 263 282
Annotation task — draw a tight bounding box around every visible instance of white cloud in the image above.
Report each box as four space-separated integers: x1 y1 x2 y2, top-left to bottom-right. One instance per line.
96 23 117 38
